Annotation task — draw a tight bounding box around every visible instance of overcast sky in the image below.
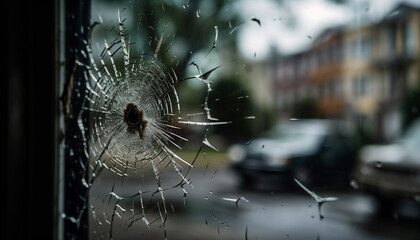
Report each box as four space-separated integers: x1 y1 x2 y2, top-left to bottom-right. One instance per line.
235 0 420 60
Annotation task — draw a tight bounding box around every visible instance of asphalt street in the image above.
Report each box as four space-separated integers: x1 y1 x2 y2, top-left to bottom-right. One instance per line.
89 166 420 240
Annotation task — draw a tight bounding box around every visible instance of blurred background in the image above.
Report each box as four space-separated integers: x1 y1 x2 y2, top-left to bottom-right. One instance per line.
6 0 420 239
85 0 420 239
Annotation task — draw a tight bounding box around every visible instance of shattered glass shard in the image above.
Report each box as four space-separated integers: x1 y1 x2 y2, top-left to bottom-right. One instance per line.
294 179 338 220
251 17 261 27
76 5 240 239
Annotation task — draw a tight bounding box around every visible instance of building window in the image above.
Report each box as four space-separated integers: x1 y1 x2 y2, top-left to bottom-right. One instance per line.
404 21 413 56
360 36 371 59
386 71 397 98
387 26 396 58
354 75 369 97
334 79 342 96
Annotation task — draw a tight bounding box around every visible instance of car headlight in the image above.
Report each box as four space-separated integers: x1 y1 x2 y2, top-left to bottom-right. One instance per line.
267 156 289 167
228 145 246 163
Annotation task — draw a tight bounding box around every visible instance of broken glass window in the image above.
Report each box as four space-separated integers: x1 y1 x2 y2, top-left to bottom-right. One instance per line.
58 1 420 240
65 1 254 239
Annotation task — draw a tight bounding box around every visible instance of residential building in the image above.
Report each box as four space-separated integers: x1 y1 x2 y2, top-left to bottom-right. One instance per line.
272 3 420 142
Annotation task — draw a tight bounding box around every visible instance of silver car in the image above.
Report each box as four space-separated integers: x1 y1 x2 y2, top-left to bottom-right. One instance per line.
354 118 420 210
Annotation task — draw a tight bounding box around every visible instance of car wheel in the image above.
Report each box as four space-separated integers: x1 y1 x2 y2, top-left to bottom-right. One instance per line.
374 195 397 217
293 165 313 188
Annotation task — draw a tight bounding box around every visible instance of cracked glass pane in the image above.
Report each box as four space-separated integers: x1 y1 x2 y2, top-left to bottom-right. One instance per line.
61 0 420 239
78 1 254 239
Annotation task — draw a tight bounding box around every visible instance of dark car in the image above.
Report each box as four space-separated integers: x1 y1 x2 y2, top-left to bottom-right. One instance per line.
228 119 357 189
354 118 420 212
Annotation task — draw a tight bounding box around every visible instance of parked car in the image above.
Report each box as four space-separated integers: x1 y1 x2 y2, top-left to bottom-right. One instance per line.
228 119 358 189
354 118 420 211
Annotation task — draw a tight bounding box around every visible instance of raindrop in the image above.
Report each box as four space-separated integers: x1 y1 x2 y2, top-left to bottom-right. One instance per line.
251 17 261 27
182 0 192 9
245 226 248 240
350 179 359 189
375 161 383 168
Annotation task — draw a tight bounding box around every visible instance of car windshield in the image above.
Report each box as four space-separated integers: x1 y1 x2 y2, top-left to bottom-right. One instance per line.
262 123 326 146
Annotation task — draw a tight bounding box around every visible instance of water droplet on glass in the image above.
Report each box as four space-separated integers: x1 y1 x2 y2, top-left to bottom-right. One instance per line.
350 179 359 189
375 161 383 168
251 18 261 27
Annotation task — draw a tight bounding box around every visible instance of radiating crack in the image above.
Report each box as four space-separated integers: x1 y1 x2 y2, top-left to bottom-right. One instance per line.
76 7 234 240
294 178 338 220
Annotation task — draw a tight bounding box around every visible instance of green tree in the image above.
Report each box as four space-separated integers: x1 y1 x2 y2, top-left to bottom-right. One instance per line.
291 97 321 119
129 0 241 75
208 77 256 143
402 83 420 130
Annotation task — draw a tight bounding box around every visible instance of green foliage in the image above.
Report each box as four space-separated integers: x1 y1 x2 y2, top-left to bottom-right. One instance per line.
129 0 240 74
291 97 321 119
402 83 420 130
177 81 207 112
208 77 256 143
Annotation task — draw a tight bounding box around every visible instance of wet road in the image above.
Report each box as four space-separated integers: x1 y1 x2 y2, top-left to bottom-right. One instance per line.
89 166 420 240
